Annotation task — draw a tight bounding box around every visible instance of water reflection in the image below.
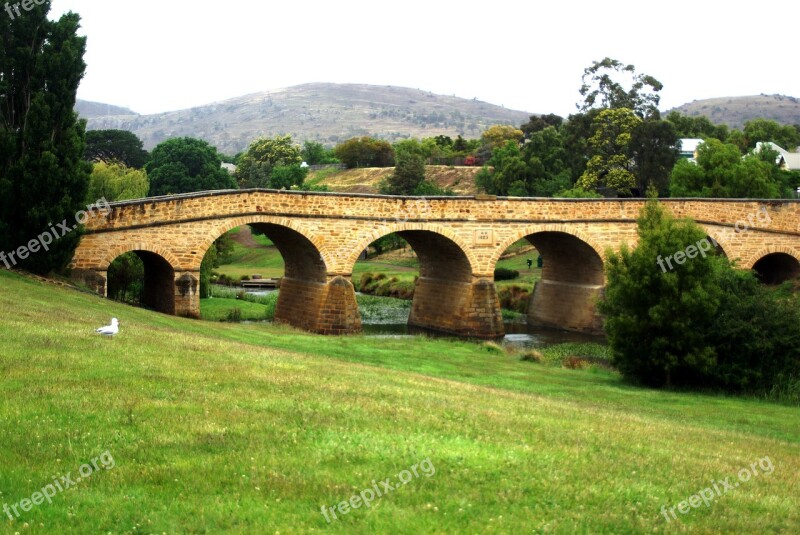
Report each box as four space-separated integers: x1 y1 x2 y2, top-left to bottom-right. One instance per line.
361 322 606 350
234 287 605 349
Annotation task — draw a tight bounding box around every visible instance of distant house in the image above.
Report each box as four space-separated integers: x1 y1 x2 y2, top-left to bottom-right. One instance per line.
221 162 237 174
678 138 704 162
755 142 800 171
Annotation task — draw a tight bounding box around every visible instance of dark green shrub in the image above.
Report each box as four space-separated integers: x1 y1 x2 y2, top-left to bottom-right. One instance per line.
600 199 800 402
494 268 520 281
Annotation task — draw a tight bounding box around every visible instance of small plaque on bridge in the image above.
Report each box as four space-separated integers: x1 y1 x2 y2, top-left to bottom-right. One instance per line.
474 229 494 246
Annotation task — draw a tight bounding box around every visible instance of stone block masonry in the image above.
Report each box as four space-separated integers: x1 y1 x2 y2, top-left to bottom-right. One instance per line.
69 190 800 337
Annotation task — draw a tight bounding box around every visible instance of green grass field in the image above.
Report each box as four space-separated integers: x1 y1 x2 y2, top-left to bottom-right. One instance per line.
1 269 798 533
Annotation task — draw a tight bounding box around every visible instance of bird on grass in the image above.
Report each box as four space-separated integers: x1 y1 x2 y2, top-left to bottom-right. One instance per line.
95 318 119 336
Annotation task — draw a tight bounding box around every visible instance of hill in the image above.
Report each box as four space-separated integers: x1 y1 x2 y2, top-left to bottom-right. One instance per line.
75 99 138 118
668 94 800 128
80 83 533 154
308 165 482 195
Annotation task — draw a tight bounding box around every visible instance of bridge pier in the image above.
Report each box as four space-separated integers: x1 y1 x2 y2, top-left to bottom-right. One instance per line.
174 271 200 318
72 268 107 297
274 275 361 335
528 280 604 334
409 277 504 339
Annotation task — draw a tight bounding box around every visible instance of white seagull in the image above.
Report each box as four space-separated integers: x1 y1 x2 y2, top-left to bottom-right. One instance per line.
95 318 120 336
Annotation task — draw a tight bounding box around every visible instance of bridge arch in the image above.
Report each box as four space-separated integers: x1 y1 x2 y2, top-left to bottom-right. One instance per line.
491 225 606 334
343 222 478 276
699 227 731 258
103 247 178 316
490 225 606 275
745 247 800 285
349 224 502 338
199 215 358 334
100 243 181 272
196 215 329 277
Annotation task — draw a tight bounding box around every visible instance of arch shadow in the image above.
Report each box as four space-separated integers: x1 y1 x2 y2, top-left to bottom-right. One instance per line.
106 249 176 315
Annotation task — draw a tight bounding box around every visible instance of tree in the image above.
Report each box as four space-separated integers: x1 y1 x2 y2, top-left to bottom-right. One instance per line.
381 145 426 195
301 140 337 166
199 243 217 299
453 135 468 152
107 252 144 304
561 111 598 182
0 2 93 274
578 57 663 119
601 199 800 396
146 137 236 196
669 139 783 198
555 187 602 198
84 129 149 168
665 111 727 141
236 135 302 188
87 161 149 202
334 137 394 168
523 126 572 196
709 267 800 395
476 140 532 196
480 125 524 150
599 201 723 387
269 165 308 190
520 113 563 140
743 118 800 150
629 119 679 195
577 108 641 194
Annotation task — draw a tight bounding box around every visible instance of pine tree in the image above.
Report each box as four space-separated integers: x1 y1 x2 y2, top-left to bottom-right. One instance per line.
1 2 92 274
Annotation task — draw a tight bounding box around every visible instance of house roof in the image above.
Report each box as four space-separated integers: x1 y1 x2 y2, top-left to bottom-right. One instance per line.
756 142 800 170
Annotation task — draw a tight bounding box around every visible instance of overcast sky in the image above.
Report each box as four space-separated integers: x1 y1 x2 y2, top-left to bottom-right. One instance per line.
49 0 799 117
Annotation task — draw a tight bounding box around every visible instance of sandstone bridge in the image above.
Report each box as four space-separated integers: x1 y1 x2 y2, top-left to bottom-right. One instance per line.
70 190 800 338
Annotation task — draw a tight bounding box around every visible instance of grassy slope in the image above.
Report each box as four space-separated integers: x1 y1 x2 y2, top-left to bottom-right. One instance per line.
307 166 482 195
1 270 798 534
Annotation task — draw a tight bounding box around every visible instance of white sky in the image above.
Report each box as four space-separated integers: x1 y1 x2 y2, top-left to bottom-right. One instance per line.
49 0 799 117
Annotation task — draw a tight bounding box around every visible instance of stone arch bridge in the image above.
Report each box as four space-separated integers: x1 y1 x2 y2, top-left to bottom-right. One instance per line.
70 190 800 338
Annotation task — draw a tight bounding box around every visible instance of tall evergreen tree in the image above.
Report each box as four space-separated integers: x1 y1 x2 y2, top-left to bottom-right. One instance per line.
0 1 92 274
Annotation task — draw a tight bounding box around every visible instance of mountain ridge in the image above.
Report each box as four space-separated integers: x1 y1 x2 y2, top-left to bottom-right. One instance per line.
79 83 534 154
76 87 800 154
666 94 800 129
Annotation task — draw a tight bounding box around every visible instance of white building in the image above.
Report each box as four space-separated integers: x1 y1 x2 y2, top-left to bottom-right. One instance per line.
755 142 800 171
678 138 704 161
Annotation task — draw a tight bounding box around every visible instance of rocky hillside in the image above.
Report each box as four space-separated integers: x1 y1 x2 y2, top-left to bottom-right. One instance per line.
80 83 534 154
667 94 800 128
75 100 138 118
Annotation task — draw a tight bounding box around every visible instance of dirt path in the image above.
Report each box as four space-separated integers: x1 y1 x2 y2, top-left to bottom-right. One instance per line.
228 226 262 248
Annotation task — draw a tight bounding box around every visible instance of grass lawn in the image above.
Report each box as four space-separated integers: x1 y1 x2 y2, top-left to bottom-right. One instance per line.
215 230 284 280
2 269 797 533
200 297 274 322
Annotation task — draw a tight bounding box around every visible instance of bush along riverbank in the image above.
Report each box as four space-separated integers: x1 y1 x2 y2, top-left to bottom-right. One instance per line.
356 272 534 315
